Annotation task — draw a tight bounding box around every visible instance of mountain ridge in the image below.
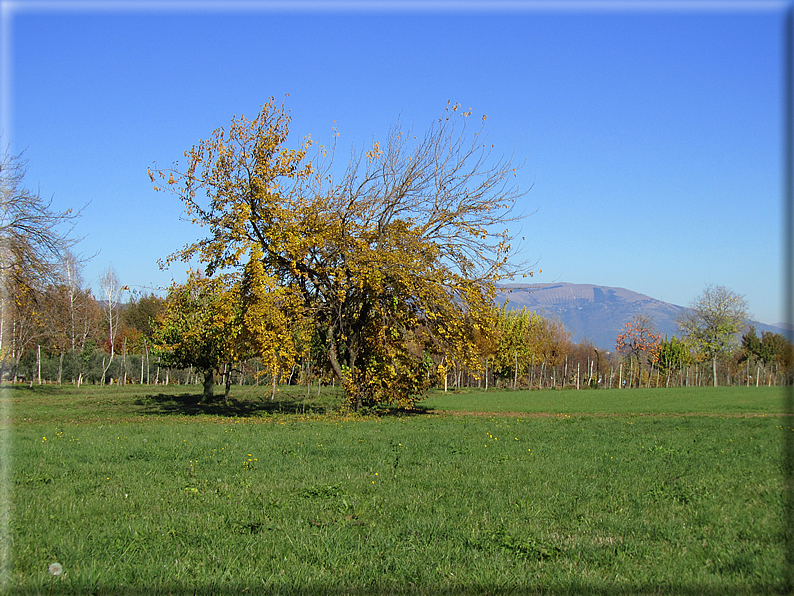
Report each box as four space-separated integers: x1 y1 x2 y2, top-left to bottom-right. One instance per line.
495 282 785 351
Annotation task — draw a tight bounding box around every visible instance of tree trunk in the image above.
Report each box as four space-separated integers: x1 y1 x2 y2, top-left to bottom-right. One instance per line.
101 349 114 385
224 364 232 402
563 357 568 389
530 355 535 389
629 358 634 388
513 351 518 390
712 356 718 387
202 369 214 403
326 324 349 386
121 337 127 386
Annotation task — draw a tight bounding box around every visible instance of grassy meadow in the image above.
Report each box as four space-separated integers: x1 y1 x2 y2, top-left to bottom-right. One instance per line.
3 383 791 594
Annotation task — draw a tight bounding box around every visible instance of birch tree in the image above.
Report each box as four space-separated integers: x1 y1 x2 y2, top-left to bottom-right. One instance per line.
99 265 124 383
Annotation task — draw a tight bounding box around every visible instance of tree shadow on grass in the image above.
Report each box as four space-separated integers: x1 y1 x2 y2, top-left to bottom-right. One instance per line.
133 392 344 418
133 392 440 419
1 383 70 396
368 404 438 418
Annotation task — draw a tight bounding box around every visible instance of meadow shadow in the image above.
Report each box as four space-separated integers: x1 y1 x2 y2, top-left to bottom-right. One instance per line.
134 392 439 419
135 392 339 417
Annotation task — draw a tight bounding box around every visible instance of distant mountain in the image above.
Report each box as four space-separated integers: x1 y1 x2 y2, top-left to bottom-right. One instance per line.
496 283 787 351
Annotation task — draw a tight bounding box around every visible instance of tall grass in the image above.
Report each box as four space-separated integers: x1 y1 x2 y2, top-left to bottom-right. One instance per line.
5 385 789 594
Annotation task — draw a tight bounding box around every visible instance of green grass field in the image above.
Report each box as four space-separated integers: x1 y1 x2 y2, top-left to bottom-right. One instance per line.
422 385 788 416
3 384 791 595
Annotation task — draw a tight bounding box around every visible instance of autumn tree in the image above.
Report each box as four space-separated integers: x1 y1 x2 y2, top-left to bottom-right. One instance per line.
150 99 531 408
240 250 310 401
37 282 74 384
531 314 571 389
759 331 792 369
615 314 661 388
494 306 541 389
678 285 748 387
741 326 793 385
569 339 610 388
123 291 165 340
122 291 165 384
656 335 692 387
153 270 249 402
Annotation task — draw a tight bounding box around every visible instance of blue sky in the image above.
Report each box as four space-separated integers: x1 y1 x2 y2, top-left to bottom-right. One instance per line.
2 1 788 325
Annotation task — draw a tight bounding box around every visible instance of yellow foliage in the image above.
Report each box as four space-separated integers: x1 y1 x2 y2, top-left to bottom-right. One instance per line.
150 99 529 408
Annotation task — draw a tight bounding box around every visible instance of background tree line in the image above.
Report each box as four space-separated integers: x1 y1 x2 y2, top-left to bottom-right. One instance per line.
4 103 791 402
3 241 791 393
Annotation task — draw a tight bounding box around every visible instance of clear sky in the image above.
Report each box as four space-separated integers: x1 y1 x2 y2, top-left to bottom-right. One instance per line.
2 1 788 325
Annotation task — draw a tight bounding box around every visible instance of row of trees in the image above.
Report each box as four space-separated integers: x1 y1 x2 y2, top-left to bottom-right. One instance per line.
0 145 172 385
9 272 791 395
149 265 794 406
0 146 100 384
443 298 793 392
1 257 168 387
606 285 793 389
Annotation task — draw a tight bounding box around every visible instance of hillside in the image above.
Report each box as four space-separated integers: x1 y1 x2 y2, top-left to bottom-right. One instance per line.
496 282 784 351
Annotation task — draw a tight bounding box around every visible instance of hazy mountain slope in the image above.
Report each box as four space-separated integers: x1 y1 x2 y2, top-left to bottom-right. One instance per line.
497 283 688 351
496 283 787 351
